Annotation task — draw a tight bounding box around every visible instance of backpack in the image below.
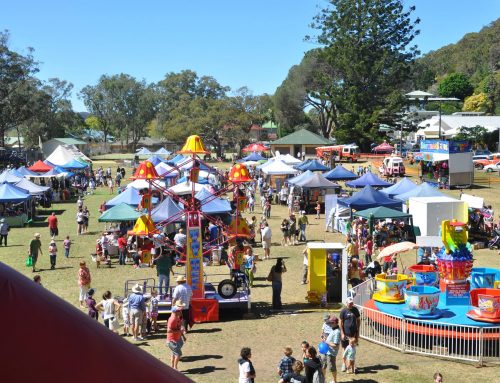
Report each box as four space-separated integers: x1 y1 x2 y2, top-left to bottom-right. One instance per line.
312 367 325 383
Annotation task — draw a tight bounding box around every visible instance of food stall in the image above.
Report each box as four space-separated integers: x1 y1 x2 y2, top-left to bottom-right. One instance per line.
418 140 473 188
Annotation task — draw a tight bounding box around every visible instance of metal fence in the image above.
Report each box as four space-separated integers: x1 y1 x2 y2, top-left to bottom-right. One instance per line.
352 279 500 365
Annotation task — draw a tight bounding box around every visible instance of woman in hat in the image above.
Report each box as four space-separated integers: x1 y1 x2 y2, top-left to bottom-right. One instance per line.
29 233 43 273
167 301 187 370
48 239 58 270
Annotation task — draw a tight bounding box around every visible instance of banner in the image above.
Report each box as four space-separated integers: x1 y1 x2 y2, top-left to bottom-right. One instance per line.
190 299 219 323
186 211 204 299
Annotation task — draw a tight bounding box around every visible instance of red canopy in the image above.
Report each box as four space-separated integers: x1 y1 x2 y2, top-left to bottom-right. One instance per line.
28 160 53 173
373 142 394 153
242 143 270 152
0 262 193 383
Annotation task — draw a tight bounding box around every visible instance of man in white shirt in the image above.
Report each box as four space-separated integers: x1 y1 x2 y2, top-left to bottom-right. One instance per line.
172 275 193 331
173 228 187 262
261 223 272 260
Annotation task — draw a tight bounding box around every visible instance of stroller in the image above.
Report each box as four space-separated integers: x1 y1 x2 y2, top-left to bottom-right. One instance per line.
488 228 500 250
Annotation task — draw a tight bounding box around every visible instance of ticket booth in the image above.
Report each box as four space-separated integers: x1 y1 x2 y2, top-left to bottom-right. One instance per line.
307 243 347 305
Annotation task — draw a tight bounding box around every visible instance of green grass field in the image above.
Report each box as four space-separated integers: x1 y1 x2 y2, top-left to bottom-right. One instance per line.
1 159 499 382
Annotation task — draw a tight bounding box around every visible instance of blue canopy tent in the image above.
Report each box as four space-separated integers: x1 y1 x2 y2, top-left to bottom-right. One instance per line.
154 148 171 156
146 155 165 166
239 152 265 162
61 159 89 170
15 178 50 196
293 173 339 189
42 168 63 177
298 159 330 172
8 169 25 178
177 175 209 184
345 172 392 188
0 171 23 184
380 177 418 198
195 188 232 214
167 154 185 165
105 187 157 208
394 182 447 202
136 147 152 155
151 197 184 222
338 185 401 211
323 165 358 181
0 183 31 203
17 167 39 177
287 170 314 185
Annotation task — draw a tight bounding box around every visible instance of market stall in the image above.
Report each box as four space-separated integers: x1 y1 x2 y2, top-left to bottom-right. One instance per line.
418 140 473 188
345 171 392 188
380 177 418 198
292 173 340 213
323 165 358 181
261 159 299 191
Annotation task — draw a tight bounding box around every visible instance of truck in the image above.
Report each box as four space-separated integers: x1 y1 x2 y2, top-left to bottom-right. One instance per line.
315 144 360 163
379 156 405 176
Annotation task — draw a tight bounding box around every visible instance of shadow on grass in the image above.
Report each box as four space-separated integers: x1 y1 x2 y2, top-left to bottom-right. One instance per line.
187 327 222 334
3 244 23 247
349 379 379 383
356 364 400 374
181 354 223 362
182 366 226 375
37 209 66 216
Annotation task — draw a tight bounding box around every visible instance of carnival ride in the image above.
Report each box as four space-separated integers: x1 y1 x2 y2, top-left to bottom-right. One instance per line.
124 135 254 321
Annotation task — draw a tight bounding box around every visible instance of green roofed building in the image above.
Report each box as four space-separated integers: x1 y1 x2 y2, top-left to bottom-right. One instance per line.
270 129 333 159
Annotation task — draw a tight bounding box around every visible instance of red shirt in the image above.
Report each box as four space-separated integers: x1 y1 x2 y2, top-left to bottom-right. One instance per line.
117 237 127 250
47 215 58 229
166 314 182 342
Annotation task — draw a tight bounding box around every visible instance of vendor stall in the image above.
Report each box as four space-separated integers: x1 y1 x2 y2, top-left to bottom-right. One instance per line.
323 165 358 181
345 172 392 188
418 140 473 188
261 159 299 191
292 173 340 213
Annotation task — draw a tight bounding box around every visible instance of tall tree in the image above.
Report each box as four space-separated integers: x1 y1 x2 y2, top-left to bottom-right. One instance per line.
308 0 420 149
438 72 474 100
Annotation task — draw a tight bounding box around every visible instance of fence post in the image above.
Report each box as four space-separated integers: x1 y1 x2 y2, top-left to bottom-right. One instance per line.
400 319 406 353
478 328 484 367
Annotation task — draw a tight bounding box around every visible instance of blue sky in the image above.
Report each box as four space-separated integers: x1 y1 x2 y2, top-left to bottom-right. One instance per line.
1 0 499 111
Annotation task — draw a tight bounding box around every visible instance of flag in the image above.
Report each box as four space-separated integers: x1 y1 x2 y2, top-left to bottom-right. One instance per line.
189 299 219 324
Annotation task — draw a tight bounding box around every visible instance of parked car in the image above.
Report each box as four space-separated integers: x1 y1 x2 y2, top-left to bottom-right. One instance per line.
484 161 500 172
474 153 500 169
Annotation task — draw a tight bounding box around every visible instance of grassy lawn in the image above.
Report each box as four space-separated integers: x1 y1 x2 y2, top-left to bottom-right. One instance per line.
1 159 499 382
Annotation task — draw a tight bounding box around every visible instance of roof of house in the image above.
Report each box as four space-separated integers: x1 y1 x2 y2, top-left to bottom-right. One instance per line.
137 137 174 146
262 121 278 129
49 138 87 145
271 129 332 145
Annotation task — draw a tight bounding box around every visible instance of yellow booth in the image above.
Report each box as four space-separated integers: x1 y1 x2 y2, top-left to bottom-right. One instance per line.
307 242 347 305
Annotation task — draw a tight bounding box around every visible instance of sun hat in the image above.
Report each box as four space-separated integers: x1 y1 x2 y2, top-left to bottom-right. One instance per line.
171 301 186 312
34 233 41 238
50 239 56 244
176 275 187 283
323 313 331 322
132 284 143 293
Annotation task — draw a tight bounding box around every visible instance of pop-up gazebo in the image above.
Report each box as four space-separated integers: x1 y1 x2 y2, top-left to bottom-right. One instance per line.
380 177 418 198
345 172 392 188
339 185 401 211
323 165 358 181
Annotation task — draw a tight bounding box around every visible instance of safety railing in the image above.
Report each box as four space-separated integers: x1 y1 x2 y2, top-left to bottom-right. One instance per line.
351 280 500 365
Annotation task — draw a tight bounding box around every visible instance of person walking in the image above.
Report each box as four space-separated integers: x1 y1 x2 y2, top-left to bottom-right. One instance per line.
155 250 174 297
267 258 287 310
301 247 308 285
96 290 121 332
339 297 361 372
48 239 57 270
129 283 147 341
172 275 193 331
167 301 187 370
47 212 58 239
298 211 309 242
324 316 341 383
238 347 256 383
0 218 9 246
78 261 92 307
261 222 272 260
243 247 255 288
63 236 71 258
117 234 128 265
29 233 43 272
288 214 297 246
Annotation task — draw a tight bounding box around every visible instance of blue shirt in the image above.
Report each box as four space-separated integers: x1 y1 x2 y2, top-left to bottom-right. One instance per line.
326 328 341 356
128 293 146 311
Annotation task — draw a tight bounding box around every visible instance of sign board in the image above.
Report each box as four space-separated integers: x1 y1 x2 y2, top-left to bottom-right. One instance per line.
460 193 483 209
421 140 470 154
186 211 204 299
445 282 470 306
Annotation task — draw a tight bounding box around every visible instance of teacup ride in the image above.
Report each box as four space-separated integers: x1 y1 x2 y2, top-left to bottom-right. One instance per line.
466 288 500 323
407 264 439 287
373 273 411 304
401 285 442 319
470 268 499 289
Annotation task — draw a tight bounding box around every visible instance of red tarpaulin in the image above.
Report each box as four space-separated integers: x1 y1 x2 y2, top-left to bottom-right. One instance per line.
373 142 394 153
0 262 193 383
242 143 270 152
190 299 219 323
28 160 53 173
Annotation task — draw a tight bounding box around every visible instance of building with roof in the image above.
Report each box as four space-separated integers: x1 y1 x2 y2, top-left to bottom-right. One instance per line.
248 121 279 142
42 138 88 157
270 128 333 159
416 115 500 140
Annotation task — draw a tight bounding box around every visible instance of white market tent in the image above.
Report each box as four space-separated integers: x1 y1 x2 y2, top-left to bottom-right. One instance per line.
15 178 50 195
168 181 207 195
276 153 302 165
262 159 300 175
45 145 91 166
126 179 167 190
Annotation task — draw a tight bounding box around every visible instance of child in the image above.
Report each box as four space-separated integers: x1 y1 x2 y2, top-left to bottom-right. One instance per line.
315 201 321 219
86 288 98 321
48 240 57 270
121 298 130 336
277 346 296 377
342 337 357 374
142 297 151 337
150 290 159 333
63 235 71 258
300 341 310 363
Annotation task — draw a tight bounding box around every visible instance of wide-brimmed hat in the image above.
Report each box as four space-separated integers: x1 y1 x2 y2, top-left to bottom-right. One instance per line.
132 284 143 293
171 301 186 312
50 239 56 244
34 233 41 238
176 275 187 283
